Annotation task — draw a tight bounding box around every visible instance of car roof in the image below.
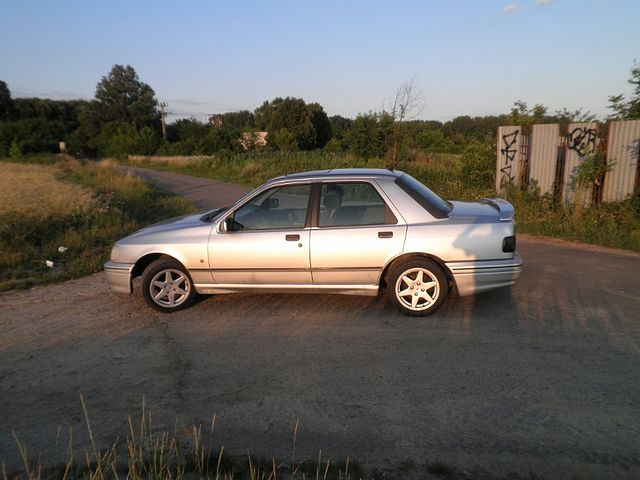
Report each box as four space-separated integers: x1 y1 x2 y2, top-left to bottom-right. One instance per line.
269 168 404 183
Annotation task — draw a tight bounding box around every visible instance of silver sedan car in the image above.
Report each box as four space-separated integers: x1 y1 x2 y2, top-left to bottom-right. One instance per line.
105 169 522 316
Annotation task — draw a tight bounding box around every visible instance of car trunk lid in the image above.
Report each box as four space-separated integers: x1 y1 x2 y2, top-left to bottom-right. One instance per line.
447 198 515 222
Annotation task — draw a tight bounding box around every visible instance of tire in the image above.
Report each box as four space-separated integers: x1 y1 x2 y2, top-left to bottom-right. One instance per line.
141 258 196 312
387 258 448 316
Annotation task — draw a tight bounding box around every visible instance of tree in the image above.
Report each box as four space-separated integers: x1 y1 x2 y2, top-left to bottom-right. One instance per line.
254 97 328 150
385 78 424 168
166 118 210 143
219 110 255 130
0 98 86 155
347 112 392 159
0 81 12 120
554 107 595 123
271 127 298 152
608 60 640 120
70 101 103 156
307 102 331 148
94 64 159 128
95 122 159 158
72 65 160 156
328 115 353 140
506 100 548 126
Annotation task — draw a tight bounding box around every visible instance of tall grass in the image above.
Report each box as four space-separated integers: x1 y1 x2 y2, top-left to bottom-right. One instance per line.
507 185 640 251
126 151 483 199
0 156 195 291
4 396 361 480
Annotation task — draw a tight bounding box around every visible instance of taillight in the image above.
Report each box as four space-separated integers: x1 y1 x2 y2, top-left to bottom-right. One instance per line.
502 236 516 253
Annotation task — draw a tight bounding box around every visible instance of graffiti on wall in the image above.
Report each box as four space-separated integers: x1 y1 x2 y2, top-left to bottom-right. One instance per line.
497 120 640 202
567 126 597 155
499 130 519 186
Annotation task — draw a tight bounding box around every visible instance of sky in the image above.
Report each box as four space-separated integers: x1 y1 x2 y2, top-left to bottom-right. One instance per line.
1 0 639 122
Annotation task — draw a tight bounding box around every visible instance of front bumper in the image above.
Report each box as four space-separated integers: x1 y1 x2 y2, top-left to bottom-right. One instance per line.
104 261 135 293
446 253 523 297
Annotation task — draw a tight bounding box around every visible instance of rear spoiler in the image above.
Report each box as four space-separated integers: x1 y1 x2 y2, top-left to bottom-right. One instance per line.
480 198 515 222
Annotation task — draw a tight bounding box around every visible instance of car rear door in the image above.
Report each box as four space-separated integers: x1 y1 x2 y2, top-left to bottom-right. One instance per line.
310 181 406 286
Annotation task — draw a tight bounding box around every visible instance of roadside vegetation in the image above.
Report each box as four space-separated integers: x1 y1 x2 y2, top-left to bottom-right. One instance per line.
124 149 640 253
0 155 195 291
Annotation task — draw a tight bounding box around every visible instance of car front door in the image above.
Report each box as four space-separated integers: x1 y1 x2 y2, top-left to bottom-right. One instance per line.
209 183 313 285
310 181 406 286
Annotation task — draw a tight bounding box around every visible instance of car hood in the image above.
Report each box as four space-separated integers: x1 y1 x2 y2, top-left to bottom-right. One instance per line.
448 199 514 222
122 208 224 242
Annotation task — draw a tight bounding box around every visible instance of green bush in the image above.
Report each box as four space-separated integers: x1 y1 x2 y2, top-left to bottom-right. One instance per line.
9 138 21 158
96 122 160 158
324 137 343 153
156 140 198 156
460 139 495 189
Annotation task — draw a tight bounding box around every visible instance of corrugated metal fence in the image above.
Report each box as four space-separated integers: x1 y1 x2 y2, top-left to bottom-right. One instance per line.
496 119 640 203
496 126 523 192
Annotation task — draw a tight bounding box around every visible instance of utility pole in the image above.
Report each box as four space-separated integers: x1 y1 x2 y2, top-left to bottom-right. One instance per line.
159 101 168 140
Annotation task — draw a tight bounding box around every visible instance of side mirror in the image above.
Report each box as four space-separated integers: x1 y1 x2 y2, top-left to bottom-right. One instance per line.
224 217 243 232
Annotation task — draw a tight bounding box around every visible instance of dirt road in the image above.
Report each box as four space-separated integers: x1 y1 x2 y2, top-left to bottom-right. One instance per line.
1 167 639 478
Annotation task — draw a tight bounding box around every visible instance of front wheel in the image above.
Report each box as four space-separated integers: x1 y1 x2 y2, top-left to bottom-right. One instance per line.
141 258 196 312
387 258 448 316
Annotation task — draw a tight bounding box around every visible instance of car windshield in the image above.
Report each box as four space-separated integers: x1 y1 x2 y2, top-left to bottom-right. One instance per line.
395 174 452 219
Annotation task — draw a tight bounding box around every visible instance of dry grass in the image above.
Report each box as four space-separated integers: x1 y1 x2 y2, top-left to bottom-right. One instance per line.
0 156 196 291
0 163 92 218
128 155 208 167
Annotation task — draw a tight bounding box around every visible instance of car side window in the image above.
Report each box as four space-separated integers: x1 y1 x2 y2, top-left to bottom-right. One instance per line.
233 184 311 230
319 182 397 227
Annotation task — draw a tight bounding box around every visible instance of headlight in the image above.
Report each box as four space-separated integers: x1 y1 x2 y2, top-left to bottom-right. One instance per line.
110 245 119 261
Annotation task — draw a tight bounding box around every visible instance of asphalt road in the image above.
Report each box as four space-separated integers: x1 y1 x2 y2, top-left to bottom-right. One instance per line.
1 166 639 479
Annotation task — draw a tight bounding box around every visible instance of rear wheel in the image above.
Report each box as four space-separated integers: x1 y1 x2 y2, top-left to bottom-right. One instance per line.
141 258 195 312
388 258 448 316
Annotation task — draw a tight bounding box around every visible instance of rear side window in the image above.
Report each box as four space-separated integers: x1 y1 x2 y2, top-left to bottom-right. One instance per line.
319 182 397 227
395 174 452 219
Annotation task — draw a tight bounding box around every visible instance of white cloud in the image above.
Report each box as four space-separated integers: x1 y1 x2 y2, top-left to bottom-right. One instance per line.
501 3 519 14
535 0 553 5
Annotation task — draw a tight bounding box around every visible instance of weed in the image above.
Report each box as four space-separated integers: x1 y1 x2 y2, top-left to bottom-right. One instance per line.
3 397 360 480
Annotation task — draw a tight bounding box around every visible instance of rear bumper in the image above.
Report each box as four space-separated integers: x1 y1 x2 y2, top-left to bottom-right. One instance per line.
104 261 134 294
446 253 523 297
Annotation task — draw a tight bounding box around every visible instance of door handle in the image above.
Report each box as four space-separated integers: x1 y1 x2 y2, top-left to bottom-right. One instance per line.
378 231 393 239
285 234 300 241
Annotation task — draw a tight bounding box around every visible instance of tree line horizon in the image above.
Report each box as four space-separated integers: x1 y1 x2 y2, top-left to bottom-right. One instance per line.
1 62 638 161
